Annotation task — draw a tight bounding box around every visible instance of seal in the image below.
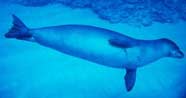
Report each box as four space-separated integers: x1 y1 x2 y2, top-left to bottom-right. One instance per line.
5 15 184 91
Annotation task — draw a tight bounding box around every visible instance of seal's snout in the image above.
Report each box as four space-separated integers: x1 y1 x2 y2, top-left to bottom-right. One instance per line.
176 50 184 58
173 50 184 59
169 49 184 59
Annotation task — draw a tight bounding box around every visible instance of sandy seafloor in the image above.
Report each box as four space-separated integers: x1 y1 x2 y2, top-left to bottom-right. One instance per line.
0 3 186 98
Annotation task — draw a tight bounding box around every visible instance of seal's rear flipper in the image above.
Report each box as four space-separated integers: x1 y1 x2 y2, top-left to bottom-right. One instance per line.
124 68 136 92
5 15 31 39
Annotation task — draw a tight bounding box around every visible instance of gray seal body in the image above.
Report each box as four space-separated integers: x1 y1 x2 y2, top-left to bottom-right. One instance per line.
5 15 184 92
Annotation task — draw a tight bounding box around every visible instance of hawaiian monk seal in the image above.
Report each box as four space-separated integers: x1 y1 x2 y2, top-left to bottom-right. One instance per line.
5 15 184 91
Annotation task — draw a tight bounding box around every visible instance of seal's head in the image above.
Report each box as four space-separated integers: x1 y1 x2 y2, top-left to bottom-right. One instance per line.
160 38 184 59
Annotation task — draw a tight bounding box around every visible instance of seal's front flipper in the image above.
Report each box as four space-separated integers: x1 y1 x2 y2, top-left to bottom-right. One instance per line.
124 68 136 92
109 39 135 48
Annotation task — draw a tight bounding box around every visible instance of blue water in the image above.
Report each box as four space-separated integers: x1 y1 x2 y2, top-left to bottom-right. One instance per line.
0 0 186 98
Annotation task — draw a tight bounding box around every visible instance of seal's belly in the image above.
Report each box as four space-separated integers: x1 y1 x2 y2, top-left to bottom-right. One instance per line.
32 26 141 68
58 32 127 68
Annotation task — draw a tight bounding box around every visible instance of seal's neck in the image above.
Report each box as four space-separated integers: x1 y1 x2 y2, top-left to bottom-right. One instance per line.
155 39 170 58
141 39 170 58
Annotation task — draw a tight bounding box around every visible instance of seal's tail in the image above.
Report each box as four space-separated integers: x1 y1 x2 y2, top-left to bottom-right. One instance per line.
4 15 31 39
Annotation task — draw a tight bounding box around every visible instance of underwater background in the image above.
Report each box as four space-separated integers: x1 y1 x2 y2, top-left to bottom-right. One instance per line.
0 0 186 98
